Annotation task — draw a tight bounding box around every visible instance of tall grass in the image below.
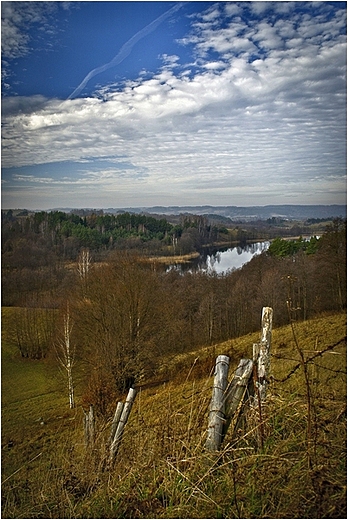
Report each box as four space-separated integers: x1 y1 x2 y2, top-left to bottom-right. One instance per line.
2 309 346 518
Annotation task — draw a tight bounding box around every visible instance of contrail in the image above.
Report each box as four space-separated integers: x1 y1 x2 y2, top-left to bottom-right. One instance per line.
68 2 184 100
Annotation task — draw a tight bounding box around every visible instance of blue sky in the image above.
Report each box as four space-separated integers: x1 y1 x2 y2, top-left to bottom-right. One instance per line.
1 1 347 210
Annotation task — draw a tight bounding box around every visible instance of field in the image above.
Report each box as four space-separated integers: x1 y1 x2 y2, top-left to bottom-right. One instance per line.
1 308 347 518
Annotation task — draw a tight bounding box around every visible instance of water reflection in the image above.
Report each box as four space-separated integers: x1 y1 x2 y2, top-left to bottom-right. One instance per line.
168 241 270 274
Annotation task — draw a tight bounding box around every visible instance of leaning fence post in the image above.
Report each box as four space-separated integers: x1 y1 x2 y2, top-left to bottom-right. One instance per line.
222 358 253 441
109 387 137 462
109 401 124 446
205 355 230 452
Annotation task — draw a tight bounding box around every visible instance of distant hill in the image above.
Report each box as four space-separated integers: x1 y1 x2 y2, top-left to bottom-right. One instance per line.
117 204 346 221
91 204 346 221
7 204 346 221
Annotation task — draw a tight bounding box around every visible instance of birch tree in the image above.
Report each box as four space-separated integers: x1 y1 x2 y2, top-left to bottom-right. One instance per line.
55 302 76 409
77 248 92 296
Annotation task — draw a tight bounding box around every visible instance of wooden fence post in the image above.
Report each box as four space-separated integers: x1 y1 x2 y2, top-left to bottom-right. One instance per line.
109 387 137 462
222 358 253 441
205 355 230 452
251 307 273 449
204 308 273 452
83 405 95 447
109 401 124 446
255 306 273 402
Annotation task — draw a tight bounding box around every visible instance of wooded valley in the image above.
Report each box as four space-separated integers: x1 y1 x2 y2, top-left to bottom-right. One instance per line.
1 210 346 518
1 211 346 405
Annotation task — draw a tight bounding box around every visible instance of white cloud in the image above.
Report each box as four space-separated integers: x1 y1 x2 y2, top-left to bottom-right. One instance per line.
249 2 273 16
1 1 60 59
224 3 243 18
160 54 180 67
203 61 227 70
201 7 221 23
1 13 30 59
1 1 346 208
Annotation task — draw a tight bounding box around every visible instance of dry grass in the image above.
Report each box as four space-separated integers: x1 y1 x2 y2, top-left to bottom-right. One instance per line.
2 310 346 518
146 252 200 264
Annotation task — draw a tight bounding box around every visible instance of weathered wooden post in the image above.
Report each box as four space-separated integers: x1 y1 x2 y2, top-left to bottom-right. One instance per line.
83 405 95 446
205 355 230 452
251 307 273 448
109 387 137 462
109 401 124 446
254 306 273 402
222 358 253 441
204 308 273 451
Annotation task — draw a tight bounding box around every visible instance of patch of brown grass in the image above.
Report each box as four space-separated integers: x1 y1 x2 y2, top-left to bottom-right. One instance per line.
2 311 346 518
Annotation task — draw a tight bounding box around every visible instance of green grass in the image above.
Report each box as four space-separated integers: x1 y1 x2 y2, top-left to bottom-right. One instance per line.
2 308 346 518
2 309 67 435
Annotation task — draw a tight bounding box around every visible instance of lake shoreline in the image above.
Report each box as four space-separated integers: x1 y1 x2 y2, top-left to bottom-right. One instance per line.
146 238 270 265
147 240 270 274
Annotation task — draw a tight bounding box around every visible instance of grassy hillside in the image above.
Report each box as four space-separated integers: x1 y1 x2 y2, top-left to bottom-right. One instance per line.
2 308 346 518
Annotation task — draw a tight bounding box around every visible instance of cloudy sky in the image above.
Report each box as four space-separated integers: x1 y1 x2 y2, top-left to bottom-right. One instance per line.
1 1 347 210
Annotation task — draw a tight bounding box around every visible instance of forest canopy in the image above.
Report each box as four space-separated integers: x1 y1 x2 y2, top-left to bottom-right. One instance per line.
1 210 228 259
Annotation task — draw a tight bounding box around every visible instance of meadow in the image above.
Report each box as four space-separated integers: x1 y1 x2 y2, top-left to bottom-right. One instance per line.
2 308 346 519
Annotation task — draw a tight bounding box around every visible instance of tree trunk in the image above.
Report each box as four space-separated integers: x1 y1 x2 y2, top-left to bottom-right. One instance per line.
67 366 75 409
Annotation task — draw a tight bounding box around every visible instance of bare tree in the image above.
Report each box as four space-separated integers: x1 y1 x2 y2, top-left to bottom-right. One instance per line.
11 303 56 359
77 248 92 295
76 252 169 401
55 302 76 408
317 219 346 311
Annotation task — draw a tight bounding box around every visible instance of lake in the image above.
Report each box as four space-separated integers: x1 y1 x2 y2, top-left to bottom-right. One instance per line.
168 241 270 274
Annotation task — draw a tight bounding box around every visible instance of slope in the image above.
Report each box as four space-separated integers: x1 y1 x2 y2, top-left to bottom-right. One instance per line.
1 309 346 518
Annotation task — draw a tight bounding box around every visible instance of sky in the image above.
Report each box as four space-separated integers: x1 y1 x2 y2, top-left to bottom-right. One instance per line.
1 0 347 210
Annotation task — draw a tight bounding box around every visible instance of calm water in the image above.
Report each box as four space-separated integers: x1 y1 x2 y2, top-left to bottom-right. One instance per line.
168 241 270 274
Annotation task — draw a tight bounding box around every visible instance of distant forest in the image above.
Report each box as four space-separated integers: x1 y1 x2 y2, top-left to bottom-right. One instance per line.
2 210 230 259
1 208 335 262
